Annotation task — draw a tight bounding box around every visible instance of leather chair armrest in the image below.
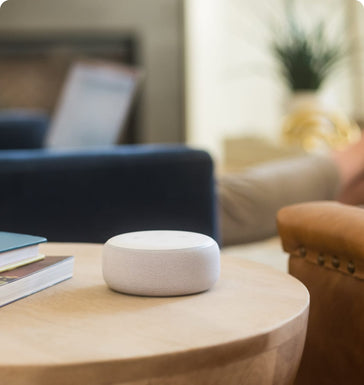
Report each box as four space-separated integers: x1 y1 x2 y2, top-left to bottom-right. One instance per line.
277 201 364 385
277 201 364 279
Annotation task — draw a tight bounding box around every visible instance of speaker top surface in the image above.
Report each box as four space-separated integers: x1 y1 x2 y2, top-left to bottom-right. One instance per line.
106 230 216 251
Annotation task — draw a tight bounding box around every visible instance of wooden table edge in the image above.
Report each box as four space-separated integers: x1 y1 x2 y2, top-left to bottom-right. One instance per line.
2 305 309 385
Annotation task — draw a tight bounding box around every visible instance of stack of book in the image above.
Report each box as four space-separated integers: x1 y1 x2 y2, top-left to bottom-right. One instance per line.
0 232 74 307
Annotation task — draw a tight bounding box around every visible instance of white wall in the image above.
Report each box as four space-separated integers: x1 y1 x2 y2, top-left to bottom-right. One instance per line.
185 0 356 161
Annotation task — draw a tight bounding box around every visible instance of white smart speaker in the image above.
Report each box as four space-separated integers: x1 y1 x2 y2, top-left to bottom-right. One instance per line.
102 230 220 296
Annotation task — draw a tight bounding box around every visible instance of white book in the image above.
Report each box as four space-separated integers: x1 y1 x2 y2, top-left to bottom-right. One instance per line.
46 60 142 148
0 256 74 307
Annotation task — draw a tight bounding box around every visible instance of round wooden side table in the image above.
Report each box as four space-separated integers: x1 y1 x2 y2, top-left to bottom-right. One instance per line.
0 243 309 385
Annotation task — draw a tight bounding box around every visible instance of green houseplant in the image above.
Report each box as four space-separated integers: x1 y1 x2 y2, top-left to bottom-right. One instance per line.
270 2 347 93
269 1 360 151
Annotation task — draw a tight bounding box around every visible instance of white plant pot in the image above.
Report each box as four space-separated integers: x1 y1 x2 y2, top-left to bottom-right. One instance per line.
285 90 327 114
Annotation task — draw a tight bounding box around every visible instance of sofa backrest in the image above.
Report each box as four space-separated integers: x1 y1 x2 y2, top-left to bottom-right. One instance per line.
0 145 219 243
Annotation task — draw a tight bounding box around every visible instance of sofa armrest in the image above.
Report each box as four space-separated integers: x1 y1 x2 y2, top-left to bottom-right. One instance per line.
0 145 218 243
0 110 49 149
277 201 364 385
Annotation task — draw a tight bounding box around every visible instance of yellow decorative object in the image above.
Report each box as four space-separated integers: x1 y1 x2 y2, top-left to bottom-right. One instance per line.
282 107 361 152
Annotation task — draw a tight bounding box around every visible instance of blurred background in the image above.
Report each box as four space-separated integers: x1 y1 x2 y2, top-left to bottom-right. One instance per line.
0 0 363 169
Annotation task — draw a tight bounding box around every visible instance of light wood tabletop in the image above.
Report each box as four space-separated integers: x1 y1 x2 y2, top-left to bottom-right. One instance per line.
0 243 309 385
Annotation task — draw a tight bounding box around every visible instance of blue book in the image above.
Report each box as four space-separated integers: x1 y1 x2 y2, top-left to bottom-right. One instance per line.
0 232 47 273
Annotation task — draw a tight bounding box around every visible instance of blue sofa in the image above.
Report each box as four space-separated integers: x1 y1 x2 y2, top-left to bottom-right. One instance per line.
0 112 218 243
0 110 49 149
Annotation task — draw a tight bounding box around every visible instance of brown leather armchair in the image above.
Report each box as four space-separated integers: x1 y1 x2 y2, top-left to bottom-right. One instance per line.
277 201 364 385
